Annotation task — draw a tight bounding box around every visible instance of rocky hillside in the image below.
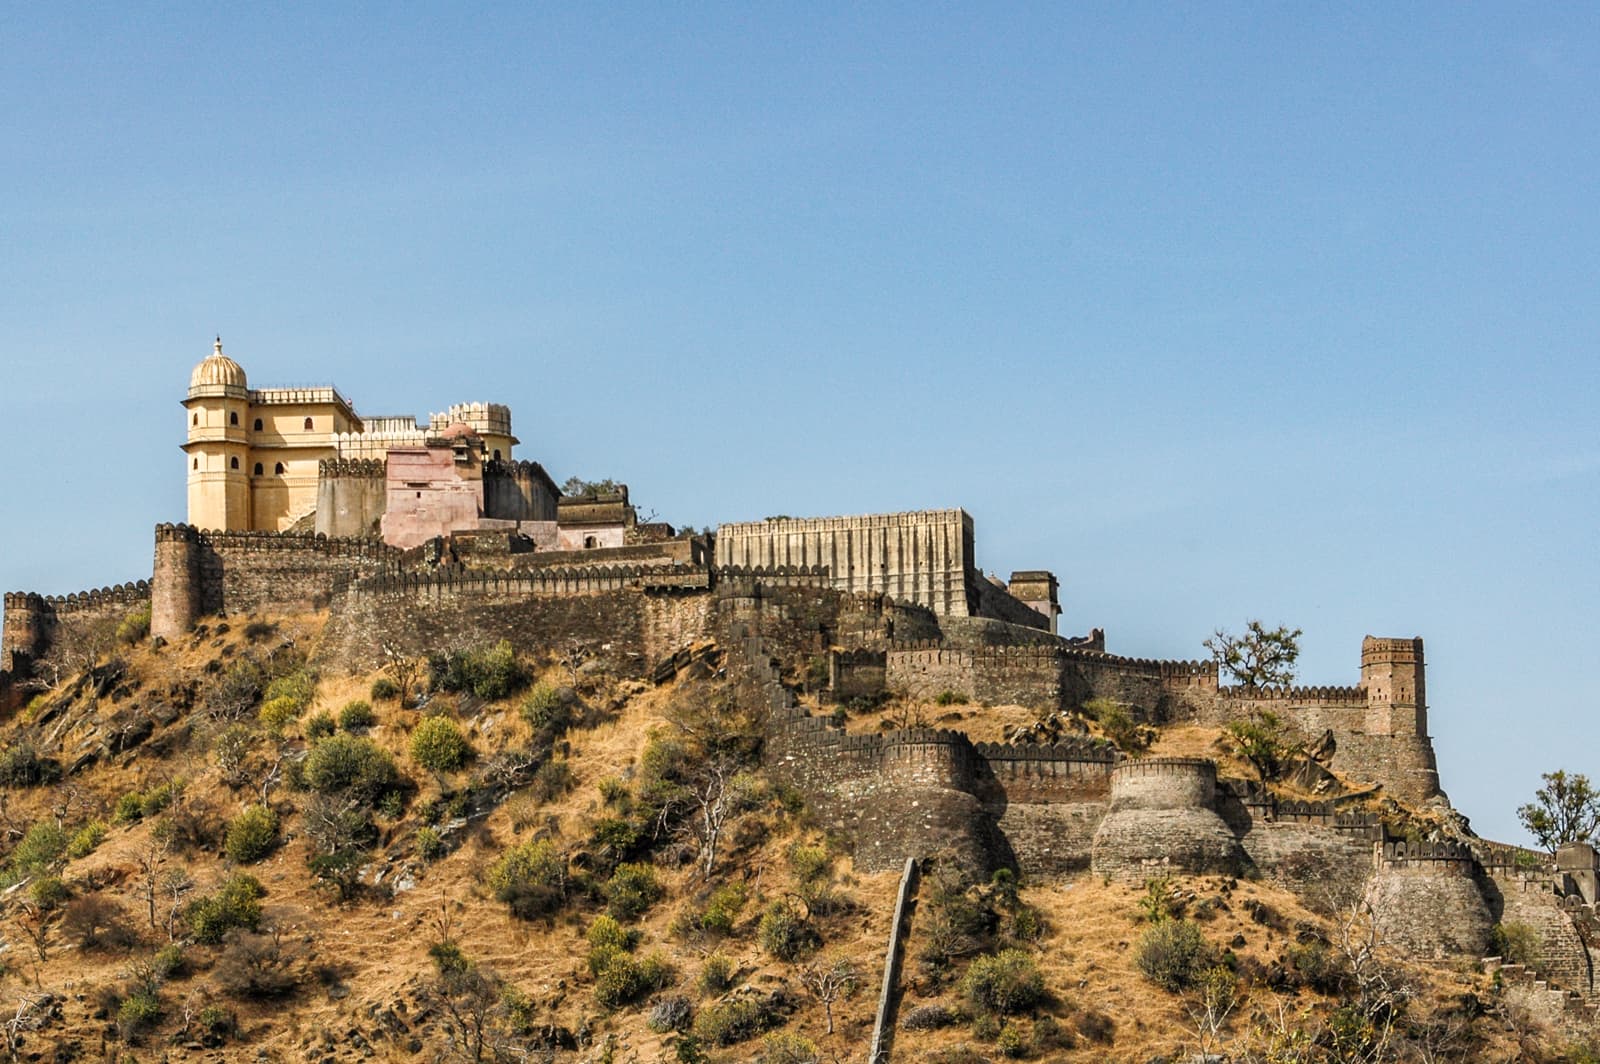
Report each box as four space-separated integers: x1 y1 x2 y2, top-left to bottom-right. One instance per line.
0 611 1586 1062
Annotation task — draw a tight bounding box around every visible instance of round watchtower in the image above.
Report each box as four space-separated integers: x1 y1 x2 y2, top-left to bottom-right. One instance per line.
1364 840 1491 959
182 339 251 530
1091 757 1244 882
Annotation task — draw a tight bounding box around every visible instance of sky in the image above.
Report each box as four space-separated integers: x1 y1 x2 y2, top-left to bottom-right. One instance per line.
2 5 1596 845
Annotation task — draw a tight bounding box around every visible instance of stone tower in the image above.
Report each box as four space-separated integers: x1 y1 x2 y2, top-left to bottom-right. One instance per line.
1362 636 1426 738
182 339 251 530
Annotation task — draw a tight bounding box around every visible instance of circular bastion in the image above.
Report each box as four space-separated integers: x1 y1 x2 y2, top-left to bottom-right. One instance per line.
1364 841 1492 959
1091 757 1244 882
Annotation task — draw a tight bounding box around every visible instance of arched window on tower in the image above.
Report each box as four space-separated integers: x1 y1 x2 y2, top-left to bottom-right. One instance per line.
229 411 238 426
493 449 502 461
192 458 199 470
303 417 314 431
254 418 263 431
192 413 199 426
254 463 263 476
274 462 285 475
230 457 239 470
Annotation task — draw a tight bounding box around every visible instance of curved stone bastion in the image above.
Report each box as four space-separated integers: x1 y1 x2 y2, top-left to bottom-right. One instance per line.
1091 757 1244 882
1365 840 1492 959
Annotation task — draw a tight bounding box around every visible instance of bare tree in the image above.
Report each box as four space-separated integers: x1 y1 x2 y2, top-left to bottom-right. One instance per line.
801 956 859 1036
382 643 426 709
13 902 51 965
686 755 746 879
136 836 172 930
1329 900 1409 1064
1186 965 1240 1056
0 992 55 1055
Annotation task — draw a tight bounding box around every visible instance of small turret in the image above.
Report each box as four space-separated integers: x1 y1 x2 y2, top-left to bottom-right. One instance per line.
1362 636 1426 738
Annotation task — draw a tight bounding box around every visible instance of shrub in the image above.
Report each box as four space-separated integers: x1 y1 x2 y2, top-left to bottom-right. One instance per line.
116 604 151 645
29 875 68 909
520 682 566 730
11 821 67 875
338 700 375 730
1286 940 1343 992
431 641 528 700
605 862 664 922
996 1022 1028 1058
257 696 300 736
961 948 1045 1015
1135 918 1209 991
67 821 107 860
224 804 279 864
64 894 136 950
698 882 747 936
693 996 769 1046
415 826 444 861
698 952 733 995
152 943 187 979
902 1004 956 1030
212 724 255 783
411 717 471 773
788 844 831 885
759 1032 822 1064
209 658 266 721
302 733 398 802
113 791 146 824
648 993 692 1033
188 874 265 944
486 839 567 919
593 949 672 1009
935 689 969 706
587 915 633 957
369 677 400 702
141 779 183 817
531 757 572 803
303 711 336 740
117 990 161 1041
263 668 317 711
1085 698 1145 751
0 743 60 787
213 929 302 998
758 899 819 962
1491 921 1543 966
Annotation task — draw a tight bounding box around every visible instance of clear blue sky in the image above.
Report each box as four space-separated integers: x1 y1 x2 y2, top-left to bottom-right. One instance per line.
3 5 1596 845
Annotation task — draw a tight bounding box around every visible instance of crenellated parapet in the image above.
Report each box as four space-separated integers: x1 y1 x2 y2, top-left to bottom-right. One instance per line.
1223 683 1367 705
318 457 385 479
1377 839 1479 874
348 563 712 601
1367 837 1493 959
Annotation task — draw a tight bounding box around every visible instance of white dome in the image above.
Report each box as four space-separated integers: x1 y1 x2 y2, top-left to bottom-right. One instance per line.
188 338 247 397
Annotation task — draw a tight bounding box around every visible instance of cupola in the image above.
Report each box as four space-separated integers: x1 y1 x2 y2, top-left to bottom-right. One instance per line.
187 337 248 399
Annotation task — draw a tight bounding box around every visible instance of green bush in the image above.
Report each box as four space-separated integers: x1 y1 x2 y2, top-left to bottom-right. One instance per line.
338 700 376 730
593 949 672 1009
415 826 444 861
369 677 400 702
996 1021 1028 1058
429 641 528 700
258 696 300 736
520 682 566 730
224 804 279 864
605 862 664 921
11 821 67 876
486 839 567 919
141 779 183 818
29 875 68 909
0 743 60 787
693 996 770 1046
935 689 969 706
67 821 107 860
187 874 265 944
587 914 633 957
788 844 831 885
411 717 471 773
116 604 152 645
759 1032 822 1064
113 791 146 824
152 943 187 979
302 733 398 802
263 668 318 712
303 711 336 740
698 882 747 936
758 899 819 962
698 952 734 995
1491 921 1543 966
117 990 161 1040
1135 918 1209 991
960 949 1045 1015
531 757 572 803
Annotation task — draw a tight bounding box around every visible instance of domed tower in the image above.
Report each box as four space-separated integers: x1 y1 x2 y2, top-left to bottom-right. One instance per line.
182 338 251 530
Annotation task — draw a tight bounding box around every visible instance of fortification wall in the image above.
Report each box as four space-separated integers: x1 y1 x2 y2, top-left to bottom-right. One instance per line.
1 582 151 676
969 576 1050 630
975 740 1115 874
319 566 714 676
1091 758 1245 882
1486 870 1595 998
1365 841 1493 959
484 460 559 523
715 510 975 618
314 458 386 538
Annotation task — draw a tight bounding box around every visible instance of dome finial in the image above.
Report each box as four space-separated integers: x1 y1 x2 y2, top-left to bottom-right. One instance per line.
214 336 223 354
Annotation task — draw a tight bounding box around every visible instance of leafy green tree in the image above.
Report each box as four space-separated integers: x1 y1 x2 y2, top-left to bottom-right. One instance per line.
1518 770 1600 853
562 476 619 497
1223 709 1294 782
1204 620 1302 689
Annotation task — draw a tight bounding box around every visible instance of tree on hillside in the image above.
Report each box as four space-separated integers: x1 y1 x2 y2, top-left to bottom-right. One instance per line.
1518 770 1600 853
1204 620 1302 689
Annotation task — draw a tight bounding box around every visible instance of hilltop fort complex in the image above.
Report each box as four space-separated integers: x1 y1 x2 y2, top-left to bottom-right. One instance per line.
5 343 1600 1023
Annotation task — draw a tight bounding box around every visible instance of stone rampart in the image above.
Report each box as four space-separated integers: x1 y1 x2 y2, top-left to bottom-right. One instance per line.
1091 758 1245 882
314 459 386 538
1366 841 1493 959
319 564 714 676
2 582 151 675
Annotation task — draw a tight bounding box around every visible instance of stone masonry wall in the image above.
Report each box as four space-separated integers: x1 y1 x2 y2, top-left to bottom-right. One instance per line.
1 583 151 676
319 567 714 677
1366 842 1493 960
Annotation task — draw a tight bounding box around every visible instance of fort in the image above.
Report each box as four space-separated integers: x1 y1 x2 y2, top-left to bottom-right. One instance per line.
5 342 1600 1011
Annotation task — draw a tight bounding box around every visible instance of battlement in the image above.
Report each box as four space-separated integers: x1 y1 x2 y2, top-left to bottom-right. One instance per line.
318 458 385 479
718 509 970 535
429 402 513 437
1223 684 1368 705
1379 839 1478 871
350 563 712 600
249 385 356 413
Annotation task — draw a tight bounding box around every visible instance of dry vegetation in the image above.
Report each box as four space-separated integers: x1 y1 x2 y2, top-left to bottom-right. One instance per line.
0 613 1592 1062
